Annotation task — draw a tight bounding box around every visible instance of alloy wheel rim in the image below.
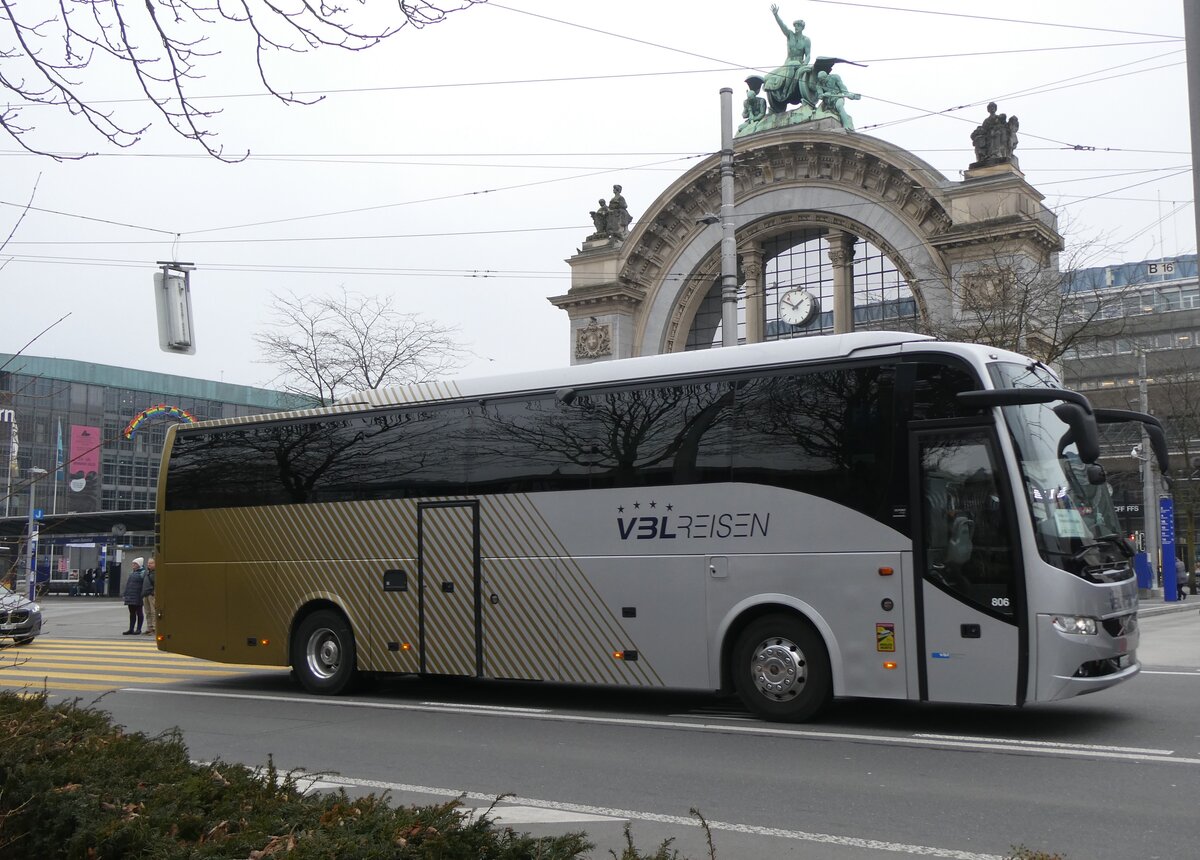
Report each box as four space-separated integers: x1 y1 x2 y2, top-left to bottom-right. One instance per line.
750 636 807 701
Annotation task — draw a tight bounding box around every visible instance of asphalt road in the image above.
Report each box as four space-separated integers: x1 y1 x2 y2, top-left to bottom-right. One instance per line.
7 596 1199 860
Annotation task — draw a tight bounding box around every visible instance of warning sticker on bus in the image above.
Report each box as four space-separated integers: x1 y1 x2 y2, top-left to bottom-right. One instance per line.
876 623 895 653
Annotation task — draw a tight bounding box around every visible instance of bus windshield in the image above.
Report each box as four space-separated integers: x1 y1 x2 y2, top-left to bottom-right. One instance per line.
990 361 1130 581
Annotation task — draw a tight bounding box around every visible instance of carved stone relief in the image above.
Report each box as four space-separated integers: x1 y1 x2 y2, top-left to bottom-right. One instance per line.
575 318 613 359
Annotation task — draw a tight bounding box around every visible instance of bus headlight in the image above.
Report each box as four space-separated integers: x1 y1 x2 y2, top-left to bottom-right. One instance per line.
1051 615 1098 635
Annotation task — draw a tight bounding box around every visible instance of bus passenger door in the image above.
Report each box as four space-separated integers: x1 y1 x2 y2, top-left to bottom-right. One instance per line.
418 501 481 677
912 426 1024 705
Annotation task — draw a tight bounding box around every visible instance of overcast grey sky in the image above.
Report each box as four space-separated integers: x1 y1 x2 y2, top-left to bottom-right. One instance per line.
0 0 1191 390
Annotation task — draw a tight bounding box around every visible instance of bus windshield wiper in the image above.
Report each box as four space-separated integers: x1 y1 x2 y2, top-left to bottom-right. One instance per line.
1071 534 1133 563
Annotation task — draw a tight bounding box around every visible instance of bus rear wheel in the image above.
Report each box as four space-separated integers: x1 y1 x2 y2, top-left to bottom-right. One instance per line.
732 614 831 722
291 609 358 695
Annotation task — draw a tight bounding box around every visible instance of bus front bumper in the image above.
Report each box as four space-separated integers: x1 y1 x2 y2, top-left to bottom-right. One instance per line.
1034 612 1140 702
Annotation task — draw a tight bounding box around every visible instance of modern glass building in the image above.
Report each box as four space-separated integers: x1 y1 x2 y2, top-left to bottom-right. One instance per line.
1 355 314 590
1 354 313 519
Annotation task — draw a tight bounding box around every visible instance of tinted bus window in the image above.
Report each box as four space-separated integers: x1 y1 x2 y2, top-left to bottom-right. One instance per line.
578 381 734 489
730 364 898 523
166 406 472 510
467 395 592 494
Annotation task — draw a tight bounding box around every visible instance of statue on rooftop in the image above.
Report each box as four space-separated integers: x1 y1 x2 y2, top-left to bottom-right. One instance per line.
817 69 860 131
970 102 1020 167
606 184 631 238
746 5 865 133
586 186 632 241
742 77 768 126
589 199 609 239
764 4 815 111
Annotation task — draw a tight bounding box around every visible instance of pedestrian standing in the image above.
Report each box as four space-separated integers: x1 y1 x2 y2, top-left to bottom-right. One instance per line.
95 566 107 597
82 568 94 596
1176 557 1188 601
143 557 157 634
123 557 146 635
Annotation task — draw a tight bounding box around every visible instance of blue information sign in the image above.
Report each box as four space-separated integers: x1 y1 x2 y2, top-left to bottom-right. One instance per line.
32 508 43 521
1160 497 1177 602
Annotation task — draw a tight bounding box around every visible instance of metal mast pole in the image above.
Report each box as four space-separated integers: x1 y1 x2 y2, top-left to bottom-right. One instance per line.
719 88 738 347
1184 2 1200 274
1139 351 1161 587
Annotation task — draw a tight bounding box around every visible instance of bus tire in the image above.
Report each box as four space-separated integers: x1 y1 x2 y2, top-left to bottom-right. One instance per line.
291 609 358 695
732 613 831 722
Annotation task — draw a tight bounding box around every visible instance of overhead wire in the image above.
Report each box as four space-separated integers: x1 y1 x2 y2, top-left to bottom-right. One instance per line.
807 0 1182 40
0 4 1188 254
1 159 1188 252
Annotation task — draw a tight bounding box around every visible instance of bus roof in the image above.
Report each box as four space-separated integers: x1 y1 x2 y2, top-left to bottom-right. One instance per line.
185 332 1035 430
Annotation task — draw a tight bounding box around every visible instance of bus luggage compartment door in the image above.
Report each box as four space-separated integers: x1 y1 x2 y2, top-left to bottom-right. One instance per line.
417 501 481 677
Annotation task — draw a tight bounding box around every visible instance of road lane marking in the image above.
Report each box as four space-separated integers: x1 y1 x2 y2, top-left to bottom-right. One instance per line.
419 701 549 714
465 805 624 825
307 775 1004 859
912 734 1172 755
1141 669 1200 676
122 688 1200 766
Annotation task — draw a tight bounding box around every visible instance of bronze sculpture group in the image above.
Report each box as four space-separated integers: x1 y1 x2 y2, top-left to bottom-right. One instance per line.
740 5 862 135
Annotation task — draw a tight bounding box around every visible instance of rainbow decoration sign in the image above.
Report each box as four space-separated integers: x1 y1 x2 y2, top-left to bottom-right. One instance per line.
123 404 197 439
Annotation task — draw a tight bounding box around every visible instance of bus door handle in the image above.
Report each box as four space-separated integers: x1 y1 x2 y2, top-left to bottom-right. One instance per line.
960 624 981 638
489 593 500 605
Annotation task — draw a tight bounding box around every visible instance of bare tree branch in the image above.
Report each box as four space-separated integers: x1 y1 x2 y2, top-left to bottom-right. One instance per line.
915 217 1130 365
255 287 467 406
0 0 484 160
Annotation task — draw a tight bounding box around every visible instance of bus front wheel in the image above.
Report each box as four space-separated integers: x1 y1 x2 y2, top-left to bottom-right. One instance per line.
291 609 358 695
732 614 831 722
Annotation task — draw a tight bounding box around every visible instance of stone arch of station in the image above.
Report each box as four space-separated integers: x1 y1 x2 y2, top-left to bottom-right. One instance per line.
552 128 1061 363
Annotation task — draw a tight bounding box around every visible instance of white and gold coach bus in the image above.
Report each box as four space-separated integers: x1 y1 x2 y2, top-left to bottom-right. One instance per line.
154 332 1164 721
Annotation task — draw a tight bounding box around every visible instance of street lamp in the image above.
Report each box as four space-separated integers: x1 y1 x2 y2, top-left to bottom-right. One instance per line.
25 467 47 602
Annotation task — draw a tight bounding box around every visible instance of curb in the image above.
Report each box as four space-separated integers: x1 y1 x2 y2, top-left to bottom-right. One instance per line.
1138 601 1197 618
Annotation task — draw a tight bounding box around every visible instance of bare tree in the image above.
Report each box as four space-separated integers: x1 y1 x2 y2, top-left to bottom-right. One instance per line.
255 288 466 406
916 229 1130 365
0 0 484 161
1153 357 1200 595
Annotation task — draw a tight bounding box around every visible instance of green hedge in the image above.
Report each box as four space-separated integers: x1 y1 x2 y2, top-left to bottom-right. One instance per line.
0 691 597 859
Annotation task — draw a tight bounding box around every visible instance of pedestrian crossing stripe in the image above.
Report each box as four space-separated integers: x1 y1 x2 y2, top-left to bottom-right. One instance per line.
0 637 287 693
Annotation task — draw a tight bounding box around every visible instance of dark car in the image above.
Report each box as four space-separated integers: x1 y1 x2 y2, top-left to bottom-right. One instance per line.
0 582 42 645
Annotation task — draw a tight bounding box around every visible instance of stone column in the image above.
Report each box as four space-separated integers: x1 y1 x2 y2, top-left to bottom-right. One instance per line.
827 230 857 334
741 245 765 344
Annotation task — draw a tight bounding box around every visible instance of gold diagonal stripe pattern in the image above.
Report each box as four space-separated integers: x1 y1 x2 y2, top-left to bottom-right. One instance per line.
0 639 286 693
477 499 560 681
164 489 661 688
487 494 660 686
483 496 601 683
